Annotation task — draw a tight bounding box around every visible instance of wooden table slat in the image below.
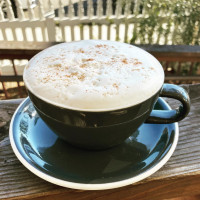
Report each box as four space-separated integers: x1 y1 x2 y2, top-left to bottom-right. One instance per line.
0 84 200 200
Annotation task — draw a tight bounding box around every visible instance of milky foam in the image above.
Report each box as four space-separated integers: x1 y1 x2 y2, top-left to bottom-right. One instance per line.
23 40 164 111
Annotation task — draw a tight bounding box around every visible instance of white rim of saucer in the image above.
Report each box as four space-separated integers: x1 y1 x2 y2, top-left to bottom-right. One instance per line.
9 97 179 190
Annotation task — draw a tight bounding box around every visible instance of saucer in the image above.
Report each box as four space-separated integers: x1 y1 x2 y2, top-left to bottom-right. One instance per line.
10 97 178 190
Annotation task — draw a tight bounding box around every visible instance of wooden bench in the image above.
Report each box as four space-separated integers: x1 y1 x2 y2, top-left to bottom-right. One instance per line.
0 83 200 200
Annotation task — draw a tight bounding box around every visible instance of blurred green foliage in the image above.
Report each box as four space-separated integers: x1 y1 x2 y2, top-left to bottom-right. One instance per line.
130 0 200 45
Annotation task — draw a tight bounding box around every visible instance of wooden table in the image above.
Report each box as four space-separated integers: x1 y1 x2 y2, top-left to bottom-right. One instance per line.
1 84 200 200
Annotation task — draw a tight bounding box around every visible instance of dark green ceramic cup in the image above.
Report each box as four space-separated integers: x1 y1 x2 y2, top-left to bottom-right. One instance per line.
26 83 190 150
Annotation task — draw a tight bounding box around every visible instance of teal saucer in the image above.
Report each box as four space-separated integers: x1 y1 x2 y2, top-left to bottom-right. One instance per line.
10 98 178 190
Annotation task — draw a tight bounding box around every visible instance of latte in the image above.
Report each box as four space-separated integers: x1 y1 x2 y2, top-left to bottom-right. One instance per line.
23 40 164 111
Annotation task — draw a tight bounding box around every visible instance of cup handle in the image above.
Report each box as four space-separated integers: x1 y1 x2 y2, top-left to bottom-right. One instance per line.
145 84 190 124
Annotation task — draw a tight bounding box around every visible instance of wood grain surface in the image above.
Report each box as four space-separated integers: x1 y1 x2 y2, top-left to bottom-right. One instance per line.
0 84 200 200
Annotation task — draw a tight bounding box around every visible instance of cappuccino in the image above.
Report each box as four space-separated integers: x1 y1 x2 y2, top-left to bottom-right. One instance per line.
24 40 164 110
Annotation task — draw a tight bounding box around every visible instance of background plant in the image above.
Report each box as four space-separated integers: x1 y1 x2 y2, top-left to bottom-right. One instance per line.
130 0 200 45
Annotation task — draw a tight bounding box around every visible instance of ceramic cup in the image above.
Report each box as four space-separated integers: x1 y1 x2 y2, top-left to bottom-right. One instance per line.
24 42 190 150
26 83 190 150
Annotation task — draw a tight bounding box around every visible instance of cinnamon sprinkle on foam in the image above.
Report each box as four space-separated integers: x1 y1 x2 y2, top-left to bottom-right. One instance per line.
24 40 164 110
